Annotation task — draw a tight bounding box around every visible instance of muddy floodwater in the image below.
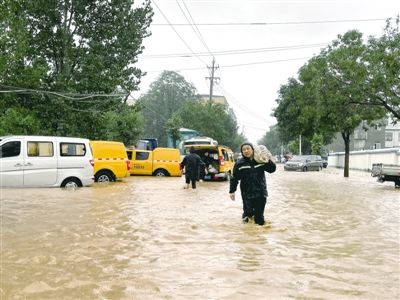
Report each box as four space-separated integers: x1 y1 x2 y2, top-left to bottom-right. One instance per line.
1 165 399 299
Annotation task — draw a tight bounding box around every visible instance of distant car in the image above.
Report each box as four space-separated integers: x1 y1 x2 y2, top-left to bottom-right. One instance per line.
321 156 328 168
284 155 323 172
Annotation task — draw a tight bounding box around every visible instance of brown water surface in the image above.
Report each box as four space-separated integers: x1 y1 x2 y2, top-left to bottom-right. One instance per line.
1 165 399 299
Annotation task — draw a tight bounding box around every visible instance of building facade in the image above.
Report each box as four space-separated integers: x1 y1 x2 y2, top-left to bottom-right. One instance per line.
326 120 400 153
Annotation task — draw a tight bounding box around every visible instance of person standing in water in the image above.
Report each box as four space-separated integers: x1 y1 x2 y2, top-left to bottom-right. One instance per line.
229 142 276 225
181 146 205 189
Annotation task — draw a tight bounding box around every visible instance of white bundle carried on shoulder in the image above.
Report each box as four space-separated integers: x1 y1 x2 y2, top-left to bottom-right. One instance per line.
253 145 274 163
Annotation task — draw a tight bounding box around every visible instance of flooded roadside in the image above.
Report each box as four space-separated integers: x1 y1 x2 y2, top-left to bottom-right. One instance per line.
1 166 399 299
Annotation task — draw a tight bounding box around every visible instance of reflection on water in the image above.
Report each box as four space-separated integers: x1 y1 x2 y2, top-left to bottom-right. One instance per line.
1 167 399 299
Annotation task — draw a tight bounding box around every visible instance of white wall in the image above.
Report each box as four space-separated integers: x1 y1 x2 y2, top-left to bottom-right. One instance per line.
328 148 400 171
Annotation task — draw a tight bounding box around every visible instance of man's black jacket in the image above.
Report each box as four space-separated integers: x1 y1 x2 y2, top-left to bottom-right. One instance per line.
229 157 276 199
181 153 204 178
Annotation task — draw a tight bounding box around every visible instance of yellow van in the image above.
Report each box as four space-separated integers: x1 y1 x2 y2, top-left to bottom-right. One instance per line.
126 147 182 177
90 140 130 182
183 144 235 181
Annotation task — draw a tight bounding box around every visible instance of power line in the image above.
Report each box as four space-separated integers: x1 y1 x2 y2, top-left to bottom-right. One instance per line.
151 0 208 66
140 42 328 58
144 56 311 72
175 0 214 56
152 18 389 26
0 85 128 101
218 83 269 124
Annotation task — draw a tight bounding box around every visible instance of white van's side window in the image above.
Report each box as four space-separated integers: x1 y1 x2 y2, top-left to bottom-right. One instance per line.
60 143 86 156
27 142 53 157
0 141 21 158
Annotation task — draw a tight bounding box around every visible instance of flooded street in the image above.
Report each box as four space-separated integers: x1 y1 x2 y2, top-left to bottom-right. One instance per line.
1 165 399 299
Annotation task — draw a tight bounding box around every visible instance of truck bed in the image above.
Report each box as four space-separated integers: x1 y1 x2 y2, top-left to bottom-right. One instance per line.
371 163 400 177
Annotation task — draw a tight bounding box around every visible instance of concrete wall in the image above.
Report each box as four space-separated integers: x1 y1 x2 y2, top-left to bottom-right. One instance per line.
328 148 400 171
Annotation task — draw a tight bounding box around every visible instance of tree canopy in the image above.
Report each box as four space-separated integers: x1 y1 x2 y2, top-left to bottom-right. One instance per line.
274 24 397 177
0 0 153 143
138 71 199 146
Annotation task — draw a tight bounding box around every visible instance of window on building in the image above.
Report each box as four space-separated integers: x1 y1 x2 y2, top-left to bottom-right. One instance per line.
385 132 393 142
354 140 365 150
373 143 381 149
354 130 367 140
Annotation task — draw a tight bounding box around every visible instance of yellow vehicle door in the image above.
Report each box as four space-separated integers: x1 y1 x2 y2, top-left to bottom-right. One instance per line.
131 150 153 175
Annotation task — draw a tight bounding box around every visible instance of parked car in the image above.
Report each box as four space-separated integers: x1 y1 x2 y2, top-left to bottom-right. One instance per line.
284 155 323 172
127 147 181 177
90 140 130 182
0 135 94 188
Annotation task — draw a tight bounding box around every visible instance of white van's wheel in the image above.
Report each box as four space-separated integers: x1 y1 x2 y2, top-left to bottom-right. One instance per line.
61 178 82 188
95 171 113 182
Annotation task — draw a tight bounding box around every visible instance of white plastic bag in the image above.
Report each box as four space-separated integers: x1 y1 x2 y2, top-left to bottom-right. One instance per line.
253 145 274 163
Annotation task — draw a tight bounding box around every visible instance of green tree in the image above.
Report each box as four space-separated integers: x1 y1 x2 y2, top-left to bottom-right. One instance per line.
0 0 152 138
258 125 282 155
139 71 198 146
178 101 242 150
316 30 385 176
275 30 385 177
361 17 400 121
0 107 41 135
101 104 144 146
310 133 324 155
165 113 183 148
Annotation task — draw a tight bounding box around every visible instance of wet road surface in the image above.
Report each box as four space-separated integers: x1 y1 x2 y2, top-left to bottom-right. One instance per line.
1 165 399 299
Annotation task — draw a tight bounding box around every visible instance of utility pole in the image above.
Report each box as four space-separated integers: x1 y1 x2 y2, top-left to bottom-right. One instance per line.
206 57 219 105
299 134 302 155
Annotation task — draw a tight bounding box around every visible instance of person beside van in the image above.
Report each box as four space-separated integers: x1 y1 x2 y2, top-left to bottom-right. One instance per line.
181 146 206 189
229 142 276 225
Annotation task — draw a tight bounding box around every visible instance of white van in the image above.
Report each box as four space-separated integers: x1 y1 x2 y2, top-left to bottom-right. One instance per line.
0 136 94 188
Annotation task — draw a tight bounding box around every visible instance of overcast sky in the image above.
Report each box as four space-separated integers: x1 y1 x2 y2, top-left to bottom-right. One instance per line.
133 0 399 143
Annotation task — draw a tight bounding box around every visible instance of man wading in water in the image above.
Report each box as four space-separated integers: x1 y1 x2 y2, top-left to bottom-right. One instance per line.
181 146 205 189
229 142 276 225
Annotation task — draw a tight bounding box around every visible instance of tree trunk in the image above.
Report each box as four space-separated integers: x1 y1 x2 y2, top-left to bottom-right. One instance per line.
341 131 351 177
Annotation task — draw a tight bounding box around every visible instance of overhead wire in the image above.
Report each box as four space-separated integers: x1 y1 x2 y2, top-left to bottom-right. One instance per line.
175 0 213 56
144 56 311 72
140 42 328 58
0 85 127 101
218 83 270 124
151 18 389 26
175 0 216 81
151 0 208 66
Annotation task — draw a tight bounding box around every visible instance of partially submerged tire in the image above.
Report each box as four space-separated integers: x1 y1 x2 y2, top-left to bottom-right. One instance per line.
61 177 82 188
95 170 114 182
154 169 168 177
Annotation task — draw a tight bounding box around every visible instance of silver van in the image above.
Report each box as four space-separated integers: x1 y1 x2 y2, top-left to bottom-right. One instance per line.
0 136 94 188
